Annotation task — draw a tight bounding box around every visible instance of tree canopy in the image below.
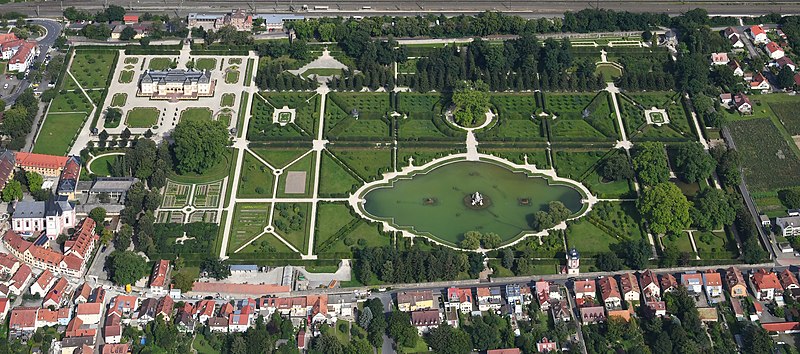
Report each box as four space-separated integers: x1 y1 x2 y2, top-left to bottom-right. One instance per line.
674 143 715 183
1 180 23 202
633 142 670 186
691 189 736 231
25 171 43 192
105 250 149 285
637 182 691 235
451 80 490 127
425 324 473 354
599 152 633 181
172 119 229 174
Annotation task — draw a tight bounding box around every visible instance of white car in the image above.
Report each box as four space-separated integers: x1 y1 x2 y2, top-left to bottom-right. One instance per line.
3 83 7 89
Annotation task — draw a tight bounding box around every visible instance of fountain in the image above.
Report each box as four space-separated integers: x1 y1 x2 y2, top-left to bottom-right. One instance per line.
471 192 484 206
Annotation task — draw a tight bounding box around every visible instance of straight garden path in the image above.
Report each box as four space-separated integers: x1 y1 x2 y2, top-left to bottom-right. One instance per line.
304 83 331 259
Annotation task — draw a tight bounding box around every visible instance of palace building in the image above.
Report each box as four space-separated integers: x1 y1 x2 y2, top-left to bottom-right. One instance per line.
138 70 214 99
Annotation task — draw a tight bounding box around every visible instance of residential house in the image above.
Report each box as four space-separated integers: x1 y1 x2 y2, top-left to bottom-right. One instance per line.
446 287 474 313
57 156 81 200
598 277 622 310
645 300 667 317
410 309 441 334
731 298 745 321
149 259 170 295
123 15 139 24
766 41 785 59
751 72 771 91
573 279 596 300
7 264 32 296
776 215 800 237
732 93 752 114
104 312 122 344
156 296 174 321
254 14 306 32
537 337 558 352
752 269 782 301
187 9 252 31
90 286 106 304
327 294 355 320
135 298 158 325
7 41 37 72
779 269 800 292
4 219 96 277
774 56 796 71
8 307 38 337
640 270 661 300
682 272 703 294
728 60 744 76
36 307 58 328
660 273 678 294
726 267 748 298
228 306 252 333
397 290 434 312
76 302 103 325
30 269 56 297
711 52 730 65
209 317 229 333
535 280 553 311
723 26 737 39
0 298 9 321
193 300 216 323
61 336 96 354
65 317 97 338
102 343 130 354
73 282 92 304
477 287 502 312
505 284 530 316
42 277 69 308
580 306 606 325
550 300 571 323
57 306 71 325
109 295 138 316
0 252 20 276
703 271 723 301
730 34 744 48
619 273 640 302
749 25 768 43
175 311 198 333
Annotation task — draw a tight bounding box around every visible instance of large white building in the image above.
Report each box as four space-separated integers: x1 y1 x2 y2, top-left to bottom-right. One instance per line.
138 70 214 99
12 198 76 238
0 33 38 72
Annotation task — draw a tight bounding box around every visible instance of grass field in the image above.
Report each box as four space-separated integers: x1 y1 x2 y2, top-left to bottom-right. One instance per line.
88 154 118 176
661 232 696 254
148 57 175 70
118 70 134 84
33 113 87 155
318 151 361 197
126 107 159 128
398 145 466 167
273 202 312 251
181 108 213 122
253 147 311 169
325 92 392 140
477 93 546 141
70 50 117 88
49 90 93 113
195 58 217 71
315 202 358 254
124 57 139 64
221 93 235 107
596 63 622 81
226 70 240 84
238 151 275 198
276 153 316 198
111 93 127 107
328 147 393 182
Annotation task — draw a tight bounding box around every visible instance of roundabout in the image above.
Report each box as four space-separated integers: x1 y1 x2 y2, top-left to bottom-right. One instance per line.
350 153 596 250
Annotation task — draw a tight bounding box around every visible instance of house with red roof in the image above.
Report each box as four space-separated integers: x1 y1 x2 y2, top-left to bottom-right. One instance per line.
193 299 216 323
752 269 782 301
149 259 170 294
7 264 33 296
0 298 9 321
410 309 441 334
15 152 69 177
446 287 474 313
57 156 82 200
682 272 703 294
8 307 38 336
102 343 130 354
76 302 103 325
123 15 139 24
703 271 724 300
751 72 771 91
619 273 640 302
749 25 768 43
728 60 744 76
710 52 730 65
599 277 622 310
762 322 800 334
726 267 748 298
42 277 69 308
580 306 606 325
73 282 92 304
766 41 785 59
104 311 123 344
3 224 94 278
30 269 56 297
65 316 97 338
0 252 20 276
156 296 174 321
536 337 559 352
487 349 522 354
779 269 799 292
109 295 138 317
639 270 660 300
8 41 37 72
660 273 678 294
573 279 596 300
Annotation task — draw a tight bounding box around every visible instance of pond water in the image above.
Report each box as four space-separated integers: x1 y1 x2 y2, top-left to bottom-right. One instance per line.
362 161 585 245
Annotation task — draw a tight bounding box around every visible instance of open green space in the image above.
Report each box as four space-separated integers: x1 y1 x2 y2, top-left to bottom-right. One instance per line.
554 149 635 199
70 50 117 88
548 92 618 141
111 93 127 107
328 147 393 182
49 90 93 113
622 92 695 141
33 113 87 155
238 151 275 198
315 202 389 256
325 92 391 140
318 151 361 197
226 70 240 84
398 145 466 167
180 108 213 122
596 63 623 80
195 58 217 71
276 153 316 198
253 147 311 169
148 57 175 70
567 201 643 256
221 93 235 107
126 107 159 128
694 231 738 259
229 203 271 252
168 148 234 184
362 160 585 247
477 93 546 141
119 70 134 84
478 148 550 168
661 233 696 254
729 118 800 193
273 202 312 252
244 58 254 86
249 92 320 140
88 154 118 176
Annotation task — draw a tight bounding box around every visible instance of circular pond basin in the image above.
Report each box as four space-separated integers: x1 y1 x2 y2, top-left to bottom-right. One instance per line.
361 161 585 246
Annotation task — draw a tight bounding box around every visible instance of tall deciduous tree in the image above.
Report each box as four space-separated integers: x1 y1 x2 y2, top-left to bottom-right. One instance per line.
1 180 23 202
599 152 633 181
637 182 691 235
691 189 736 231
674 143 715 183
387 311 418 348
425 324 472 354
633 142 670 186
171 120 229 174
451 80 490 127
105 250 149 285
25 171 43 192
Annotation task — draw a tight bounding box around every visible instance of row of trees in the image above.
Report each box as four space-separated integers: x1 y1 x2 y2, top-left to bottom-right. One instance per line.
2 89 39 149
354 245 484 284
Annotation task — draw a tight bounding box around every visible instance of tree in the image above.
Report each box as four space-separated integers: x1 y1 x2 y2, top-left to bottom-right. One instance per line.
88 207 107 232
425 324 472 354
119 26 137 40
500 248 514 269
387 311 418 348
674 143 715 183
599 152 633 181
451 80 490 127
618 238 651 270
691 189 736 231
171 120 229 174
481 232 501 249
171 270 196 292
778 189 800 209
595 252 623 271
2 180 23 202
357 306 373 329
24 171 43 192
633 142 670 186
742 323 773 354
200 258 230 280
637 182 691 235
105 250 149 285
711 146 740 188
99 228 113 246
777 66 795 90
114 224 133 251
460 231 481 249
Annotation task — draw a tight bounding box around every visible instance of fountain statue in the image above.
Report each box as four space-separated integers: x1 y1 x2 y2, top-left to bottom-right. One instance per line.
471 192 484 206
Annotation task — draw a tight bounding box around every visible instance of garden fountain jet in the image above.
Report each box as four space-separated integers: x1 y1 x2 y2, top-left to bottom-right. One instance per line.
471 191 484 206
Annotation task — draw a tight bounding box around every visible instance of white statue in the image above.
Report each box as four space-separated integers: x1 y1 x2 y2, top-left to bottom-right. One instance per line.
471 192 483 206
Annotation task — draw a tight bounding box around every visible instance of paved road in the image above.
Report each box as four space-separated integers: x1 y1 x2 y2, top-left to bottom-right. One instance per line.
6 0 800 17
1 19 62 105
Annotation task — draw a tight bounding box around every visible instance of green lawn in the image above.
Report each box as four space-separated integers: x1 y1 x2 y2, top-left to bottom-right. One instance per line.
119 70 134 84
181 108 213 122
124 57 139 64
33 113 87 155
318 151 361 197
244 58 254 87
226 70 240 84
70 50 117 88
195 58 217 71
566 201 644 256
273 202 312 252
238 151 275 198
126 107 159 128
252 147 311 169
221 93 235 107
328 147 393 182
596 63 622 81
315 202 358 254
111 93 127 107
49 90 92 113
168 148 233 183
694 231 738 259
229 203 271 251
276 153 316 198
661 232 696 254
148 57 175 70
88 154 118 176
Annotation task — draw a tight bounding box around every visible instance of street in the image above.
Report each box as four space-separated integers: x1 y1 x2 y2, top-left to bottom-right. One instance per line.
0 19 62 105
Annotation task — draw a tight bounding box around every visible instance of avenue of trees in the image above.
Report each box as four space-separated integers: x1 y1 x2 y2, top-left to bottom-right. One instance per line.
354 245 484 284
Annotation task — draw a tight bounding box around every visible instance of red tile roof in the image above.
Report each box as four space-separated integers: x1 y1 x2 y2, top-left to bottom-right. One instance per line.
0 251 18 271
123 15 139 23
766 41 783 54
102 343 130 354
660 273 678 290
762 322 800 333
9 41 35 65
0 33 18 44
194 300 216 317
753 269 782 291
9 307 37 330
599 277 621 300
410 309 440 326
65 219 96 260
10 264 32 288
619 273 640 295
779 269 799 289
156 296 174 317
4 230 31 254
43 277 69 306
751 25 766 36
191 282 290 295
149 259 170 288
76 302 103 316
574 279 596 295
35 269 55 289
36 308 57 324
15 152 68 171
703 272 722 287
